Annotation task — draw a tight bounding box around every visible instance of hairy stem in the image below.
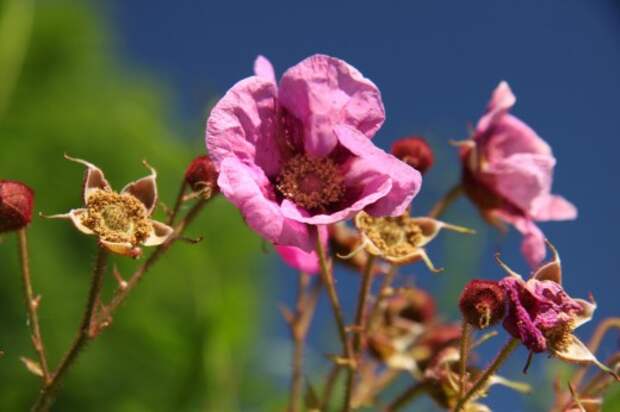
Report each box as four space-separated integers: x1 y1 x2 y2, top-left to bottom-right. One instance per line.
453 338 518 412
17 228 50 383
315 227 353 412
429 184 463 219
458 321 472 402
32 247 109 412
343 255 376 410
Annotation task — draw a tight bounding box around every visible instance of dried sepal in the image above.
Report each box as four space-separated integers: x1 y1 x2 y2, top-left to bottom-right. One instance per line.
143 220 174 247
64 154 111 202
533 239 562 283
120 161 158 214
553 335 619 380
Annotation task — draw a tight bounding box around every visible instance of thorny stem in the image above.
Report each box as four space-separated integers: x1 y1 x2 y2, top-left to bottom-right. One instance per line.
429 184 463 219
17 228 50 383
315 228 353 412
288 273 322 412
385 382 428 412
344 255 376 411
32 247 109 412
453 338 519 412
458 321 472 402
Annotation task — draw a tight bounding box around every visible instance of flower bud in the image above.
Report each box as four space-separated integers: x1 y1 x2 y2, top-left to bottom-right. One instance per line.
391 136 434 174
184 155 219 193
0 180 34 233
459 279 506 329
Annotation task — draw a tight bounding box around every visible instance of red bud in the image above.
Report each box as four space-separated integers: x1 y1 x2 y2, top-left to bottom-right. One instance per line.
391 136 434 174
185 155 219 193
0 180 34 233
459 279 506 329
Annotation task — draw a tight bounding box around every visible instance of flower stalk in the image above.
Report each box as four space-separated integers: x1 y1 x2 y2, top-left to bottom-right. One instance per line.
457 321 472 402
33 246 109 412
429 184 463 219
453 338 519 412
17 228 50 383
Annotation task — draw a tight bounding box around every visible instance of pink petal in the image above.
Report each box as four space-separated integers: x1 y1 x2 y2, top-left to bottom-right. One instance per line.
335 125 422 217
275 225 328 274
531 194 577 221
253 55 276 84
515 219 546 268
217 157 313 251
276 246 320 274
476 81 516 133
484 153 555 215
206 77 282 177
279 54 385 157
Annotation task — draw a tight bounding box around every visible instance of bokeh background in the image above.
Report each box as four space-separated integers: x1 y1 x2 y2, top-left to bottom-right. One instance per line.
0 0 618 411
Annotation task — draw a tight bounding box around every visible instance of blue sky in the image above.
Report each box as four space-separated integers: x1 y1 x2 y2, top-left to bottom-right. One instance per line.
107 1 620 410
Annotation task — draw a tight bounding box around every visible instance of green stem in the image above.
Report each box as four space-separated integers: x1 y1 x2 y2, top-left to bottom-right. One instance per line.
32 247 109 412
453 338 518 412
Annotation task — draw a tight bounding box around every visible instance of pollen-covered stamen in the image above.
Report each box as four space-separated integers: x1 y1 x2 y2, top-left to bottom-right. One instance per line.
276 154 345 211
81 190 152 245
544 319 575 353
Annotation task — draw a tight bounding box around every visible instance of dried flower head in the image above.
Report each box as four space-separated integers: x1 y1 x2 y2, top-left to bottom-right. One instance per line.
0 180 34 233
184 154 219 194
459 279 506 329
391 136 434 174
353 211 474 271
497 240 618 378
46 155 174 257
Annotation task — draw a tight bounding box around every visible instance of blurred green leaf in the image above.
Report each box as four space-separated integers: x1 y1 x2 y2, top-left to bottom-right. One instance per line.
0 1 269 410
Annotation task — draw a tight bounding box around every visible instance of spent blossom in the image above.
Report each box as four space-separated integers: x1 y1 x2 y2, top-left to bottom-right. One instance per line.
458 81 577 267
206 54 421 251
47 155 173 257
497 241 617 378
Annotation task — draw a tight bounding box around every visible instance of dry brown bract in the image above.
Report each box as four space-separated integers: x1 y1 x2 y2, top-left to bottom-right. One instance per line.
47 155 173 257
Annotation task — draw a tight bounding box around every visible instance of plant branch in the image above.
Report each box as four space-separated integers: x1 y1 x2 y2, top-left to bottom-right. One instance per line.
32 247 109 412
17 228 50 383
315 227 353 412
453 338 518 412
458 321 472 402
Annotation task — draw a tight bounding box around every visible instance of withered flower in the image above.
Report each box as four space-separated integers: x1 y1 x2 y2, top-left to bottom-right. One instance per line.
497 241 617 378
459 279 507 329
353 211 474 271
47 156 173 257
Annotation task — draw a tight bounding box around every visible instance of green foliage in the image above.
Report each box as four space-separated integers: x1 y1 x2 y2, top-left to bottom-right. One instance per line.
0 1 267 410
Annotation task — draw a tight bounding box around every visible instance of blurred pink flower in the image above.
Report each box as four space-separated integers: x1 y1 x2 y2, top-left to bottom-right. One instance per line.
206 54 421 251
461 81 577 267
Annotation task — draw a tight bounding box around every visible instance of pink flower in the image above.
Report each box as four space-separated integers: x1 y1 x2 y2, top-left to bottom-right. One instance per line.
496 242 616 378
275 225 329 275
460 82 577 267
206 54 422 251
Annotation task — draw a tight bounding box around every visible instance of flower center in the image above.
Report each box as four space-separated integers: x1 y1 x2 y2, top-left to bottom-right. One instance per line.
276 154 345 211
356 212 424 261
543 319 574 353
81 190 152 245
